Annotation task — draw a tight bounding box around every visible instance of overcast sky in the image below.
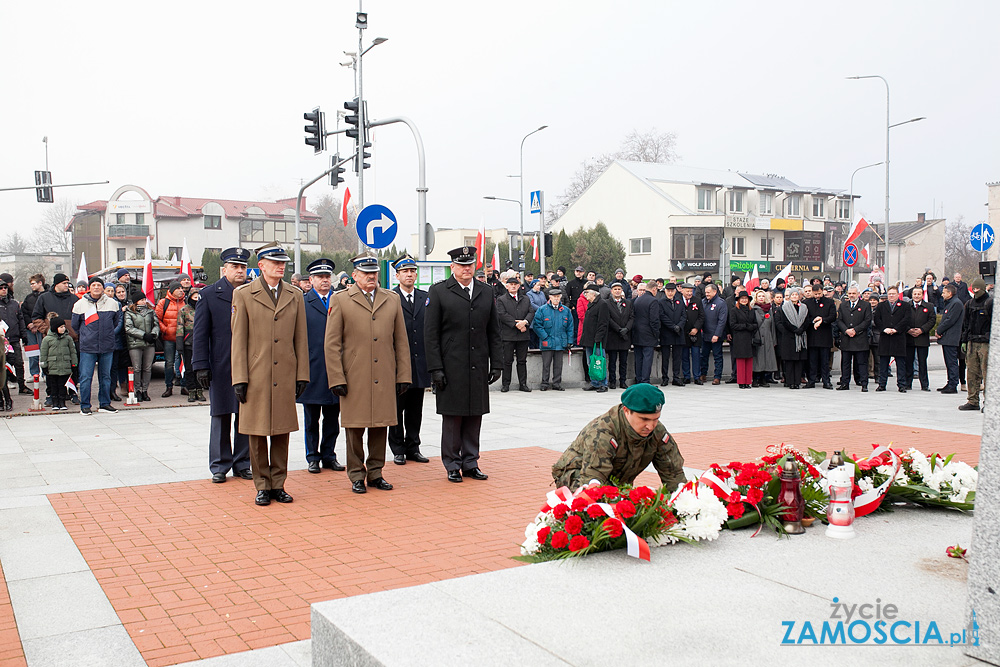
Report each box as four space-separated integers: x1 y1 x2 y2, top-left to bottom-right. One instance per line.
2 0 997 258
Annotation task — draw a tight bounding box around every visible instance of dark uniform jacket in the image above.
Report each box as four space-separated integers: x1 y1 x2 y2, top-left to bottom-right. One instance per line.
551 405 686 492
658 294 685 346
835 299 872 353
805 296 837 348
296 289 337 405
935 297 964 347
962 293 993 343
605 297 634 351
495 291 535 342
424 276 502 417
631 292 660 347
579 297 609 349
394 286 430 388
191 277 241 416
874 300 913 357
906 300 936 348
678 294 704 347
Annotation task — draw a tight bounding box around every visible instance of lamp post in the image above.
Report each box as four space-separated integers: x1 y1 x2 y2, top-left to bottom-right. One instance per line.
484 195 522 268
516 126 547 258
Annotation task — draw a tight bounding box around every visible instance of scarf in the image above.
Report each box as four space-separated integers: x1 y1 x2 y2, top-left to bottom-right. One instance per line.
781 300 808 352
759 302 771 313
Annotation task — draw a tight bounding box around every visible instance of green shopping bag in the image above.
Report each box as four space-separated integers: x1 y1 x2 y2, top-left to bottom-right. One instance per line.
588 343 607 382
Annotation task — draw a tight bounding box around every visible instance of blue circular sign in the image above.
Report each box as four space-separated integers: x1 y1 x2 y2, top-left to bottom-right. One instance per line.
971 223 994 252
356 205 398 250
843 243 858 267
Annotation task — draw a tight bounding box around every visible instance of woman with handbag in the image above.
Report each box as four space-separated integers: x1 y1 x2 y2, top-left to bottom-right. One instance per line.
728 292 758 388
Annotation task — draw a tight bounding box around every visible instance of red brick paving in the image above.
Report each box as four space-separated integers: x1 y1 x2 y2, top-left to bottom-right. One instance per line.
43 420 979 666
0 560 26 667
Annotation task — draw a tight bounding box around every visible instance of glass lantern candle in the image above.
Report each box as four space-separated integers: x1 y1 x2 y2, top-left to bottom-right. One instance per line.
825 464 856 539
778 457 805 534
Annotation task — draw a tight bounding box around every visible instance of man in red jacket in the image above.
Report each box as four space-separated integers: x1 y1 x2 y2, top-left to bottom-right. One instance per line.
155 282 186 397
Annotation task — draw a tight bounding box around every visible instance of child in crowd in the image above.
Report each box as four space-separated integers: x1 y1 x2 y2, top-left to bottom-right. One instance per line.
39 316 77 411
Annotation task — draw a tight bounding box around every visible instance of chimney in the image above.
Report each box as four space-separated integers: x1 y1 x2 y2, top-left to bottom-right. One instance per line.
917 212 925 223
174 196 181 206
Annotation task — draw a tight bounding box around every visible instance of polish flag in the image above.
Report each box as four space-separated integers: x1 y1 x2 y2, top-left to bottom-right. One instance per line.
179 356 185 378
844 214 870 249
475 217 486 269
531 234 539 261
743 268 751 289
142 237 155 304
341 187 351 226
773 261 793 285
179 239 193 280
65 378 77 395
4 360 13 377
745 265 760 292
861 243 871 267
84 301 99 326
491 244 500 272
75 252 89 286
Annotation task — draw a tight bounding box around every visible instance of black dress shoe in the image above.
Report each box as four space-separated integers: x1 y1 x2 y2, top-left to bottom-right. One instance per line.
233 468 253 480
406 451 429 463
109 392 121 402
941 386 958 394
659 380 668 387
308 461 321 473
921 387 930 392
393 454 406 465
898 388 907 393
836 385 850 391
352 479 367 493
823 383 834 390
462 467 488 480
180 387 188 395
582 385 596 391
161 387 173 398
861 387 869 392
270 489 293 503
672 380 684 387
875 386 886 392
323 459 346 471
368 478 393 490
518 384 531 392
500 385 509 393
726 377 737 384
539 384 549 391
551 385 565 391
693 379 703 385
619 380 628 389
255 490 271 506
212 472 226 483
447 470 463 483
804 382 816 389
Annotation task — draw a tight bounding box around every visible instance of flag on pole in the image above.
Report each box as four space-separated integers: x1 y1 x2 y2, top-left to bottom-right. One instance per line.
168 253 176 262
745 265 760 292
773 261 793 284
475 217 486 269
75 252 88 286
341 187 351 226
531 234 538 261
142 237 155 303
180 239 193 279
491 244 499 272
844 214 870 249
24 344 40 358
742 269 751 289
861 243 871 267
65 378 77 395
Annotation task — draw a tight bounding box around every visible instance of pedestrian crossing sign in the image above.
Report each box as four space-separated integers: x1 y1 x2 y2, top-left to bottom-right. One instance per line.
530 190 542 214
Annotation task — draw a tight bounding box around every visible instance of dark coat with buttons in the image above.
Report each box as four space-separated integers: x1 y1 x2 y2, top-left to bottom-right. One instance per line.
935 297 964 347
658 294 685 346
678 294 704 346
835 299 872 353
605 297 634 351
394 286 430 388
579 297 610 349
297 289 338 405
424 276 502 417
906 300 936 348
191 277 241 416
495 290 535 342
631 292 661 347
805 296 837 348
874 300 913 357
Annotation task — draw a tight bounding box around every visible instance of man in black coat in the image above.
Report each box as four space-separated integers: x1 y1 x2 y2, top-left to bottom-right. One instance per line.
605 281 634 390
389 255 431 465
835 284 872 391
805 284 837 389
677 283 704 384
657 283 685 387
935 283 964 394
297 258 345 474
904 286 935 391
952 272 971 304
631 281 661 384
192 249 253 483
424 247 502 483
496 275 535 392
0 279 28 393
21 274 47 390
579 285 610 392
874 286 913 392
565 266 587 340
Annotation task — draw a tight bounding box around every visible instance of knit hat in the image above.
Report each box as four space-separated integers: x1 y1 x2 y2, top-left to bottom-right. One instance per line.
621 384 665 414
971 277 987 292
0 273 12 285
53 272 70 286
50 316 66 330
703 272 713 279
88 275 104 287
116 268 130 279
615 268 625 276
167 281 183 294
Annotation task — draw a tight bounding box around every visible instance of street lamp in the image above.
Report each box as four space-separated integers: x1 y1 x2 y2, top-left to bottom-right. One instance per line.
516 126 548 257
484 195 523 268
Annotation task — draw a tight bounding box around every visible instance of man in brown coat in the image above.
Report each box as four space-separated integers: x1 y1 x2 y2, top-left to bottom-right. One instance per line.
325 254 412 494
231 242 310 506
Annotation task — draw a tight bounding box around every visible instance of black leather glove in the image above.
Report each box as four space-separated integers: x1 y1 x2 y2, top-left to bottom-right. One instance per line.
397 382 410 396
331 384 348 397
431 370 447 392
143 333 156 344
196 369 212 389
295 380 308 399
487 369 502 385
234 383 248 403
619 327 628 338
673 325 682 334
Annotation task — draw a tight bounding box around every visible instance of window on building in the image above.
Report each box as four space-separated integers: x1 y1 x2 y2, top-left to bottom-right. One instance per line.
875 250 885 267
835 199 851 220
135 213 144 225
759 192 773 216
204 247 221 258
728 191 744 214
672 228 722 259
135 247 144 260
463 236 477 246
117 248 126 262
761 237 774 257
785 195 802 217
812 197 825 218
116 214 125 225
307 223 319 244
54 264 63 272
168 246 183 260
697 188 713 212
731 237 745 256
629 238 652 255
273 222 286 242
205 215 222 230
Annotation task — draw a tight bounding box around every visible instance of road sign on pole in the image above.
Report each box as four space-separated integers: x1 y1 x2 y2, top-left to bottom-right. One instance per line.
529 190 542 214
970 223 994 252
843 243 858 267
356 204 398 250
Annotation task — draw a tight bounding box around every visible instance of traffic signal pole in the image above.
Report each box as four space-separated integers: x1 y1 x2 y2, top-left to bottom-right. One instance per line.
367 116 427 260
294 154 354 274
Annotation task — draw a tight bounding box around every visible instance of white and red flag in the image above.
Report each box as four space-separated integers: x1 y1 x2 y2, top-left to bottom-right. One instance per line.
341 188 351 227
773 261 793 285
531 234 539 261
844 214 870 250
861 243 871 267
745 265 760 292
491 244 500 272
142 237 155 304
475 217 486 269
75 252 88 286
179 239 193 279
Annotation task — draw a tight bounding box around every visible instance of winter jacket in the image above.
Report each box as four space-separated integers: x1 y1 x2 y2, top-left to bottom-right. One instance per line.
155 292 185 342
21 289 44 329
112 298 127 350
631 292 661 347
576 294 589 343
39 329 77 376
532 302 574 351
71 293 122 354
752 305 778 372
579 297 610 349
962 292 993 344
605 297 634 351
935 297 964 348
701 294 728 342
527 288 547 312
125 306 159 350
0 295 26 344
31 289 79 323
176 303 197 349
728 304 758 359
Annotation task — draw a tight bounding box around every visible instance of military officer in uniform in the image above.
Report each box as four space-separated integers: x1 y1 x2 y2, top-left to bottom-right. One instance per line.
298 258 345 473
193 247 253 483
389 254 431 465
231 242 310 505
325 254 412 494
424 246 503 483
551 383 687 492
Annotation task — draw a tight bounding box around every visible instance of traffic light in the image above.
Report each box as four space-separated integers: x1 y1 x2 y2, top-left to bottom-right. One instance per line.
353 141 372 172
304 107 326 154
344 98 360 143
34 170 53 203
329 154 346 189
543 232 553 257
516 249 526 271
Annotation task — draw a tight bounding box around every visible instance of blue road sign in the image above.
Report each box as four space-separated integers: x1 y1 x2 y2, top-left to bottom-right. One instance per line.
530 190 542 214
843 243 858 267
971 223 994 252
246 267 261 280
356 204 398 250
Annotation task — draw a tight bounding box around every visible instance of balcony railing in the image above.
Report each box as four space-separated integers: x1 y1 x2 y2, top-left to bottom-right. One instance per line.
108 224 149 239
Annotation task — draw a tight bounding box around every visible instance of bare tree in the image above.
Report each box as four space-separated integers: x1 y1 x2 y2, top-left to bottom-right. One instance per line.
0 232 30 253
945 215 985 280
31 199 75 252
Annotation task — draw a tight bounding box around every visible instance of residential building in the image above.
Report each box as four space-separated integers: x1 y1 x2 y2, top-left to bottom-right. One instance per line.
0 251 72 300
848 213 946 286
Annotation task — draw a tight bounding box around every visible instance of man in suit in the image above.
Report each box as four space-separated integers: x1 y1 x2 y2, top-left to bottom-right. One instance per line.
935 283 964 394
496 275 535 392
389 254 431 466
231 242 310 505
873 286 912 392
835 284 872 391
193 248 253 483
805 284 837 389
677 283 704 385
604 281 633 390
658 282 685 387
631 281 661 384
424 246 502 483
905 285 935 391
700 283 727 385
325 254 411 494
952 272 971 304
297 258 345 474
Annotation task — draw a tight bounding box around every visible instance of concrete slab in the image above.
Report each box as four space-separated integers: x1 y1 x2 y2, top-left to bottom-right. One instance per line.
21 624 145 667
0 531 89 581
173 644 303 667
8 570 120 640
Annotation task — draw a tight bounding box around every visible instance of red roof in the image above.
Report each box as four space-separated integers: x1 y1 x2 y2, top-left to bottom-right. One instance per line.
77 200 109 211
154 196 319 221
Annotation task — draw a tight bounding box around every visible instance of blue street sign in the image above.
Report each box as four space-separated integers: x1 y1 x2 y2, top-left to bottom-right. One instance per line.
971 223 994 252
246 268 261 280
529 190 542 214
356 204 398 250
843 243 858 267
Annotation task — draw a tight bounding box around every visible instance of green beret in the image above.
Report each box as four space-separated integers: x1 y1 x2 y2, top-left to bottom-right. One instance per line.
621 384 664 414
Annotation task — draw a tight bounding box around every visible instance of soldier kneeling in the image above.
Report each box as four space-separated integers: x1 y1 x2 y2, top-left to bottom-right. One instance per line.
552 384 687 493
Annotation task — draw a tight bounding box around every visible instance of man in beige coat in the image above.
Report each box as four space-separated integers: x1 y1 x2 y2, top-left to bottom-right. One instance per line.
231 242 310 506
325 254 411 494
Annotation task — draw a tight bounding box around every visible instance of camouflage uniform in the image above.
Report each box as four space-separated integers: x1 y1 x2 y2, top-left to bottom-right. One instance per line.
552 405 686 491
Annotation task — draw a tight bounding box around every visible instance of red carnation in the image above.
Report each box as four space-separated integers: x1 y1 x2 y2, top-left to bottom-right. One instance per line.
746 488 764 505
852 484 863 499
602 518 624 538
564 514 584 535
727 502 745 519
552 504 569 520
660 511 678 528
568 535 590 552
807 465 820 479
571 497 589 511
600 485 619 499
629 486 655 503
714 468 731 480
728 461 743 469
615 500 637 519
587 504 606 519
550 530 569 549
536 526 551 544
728 491 741 504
